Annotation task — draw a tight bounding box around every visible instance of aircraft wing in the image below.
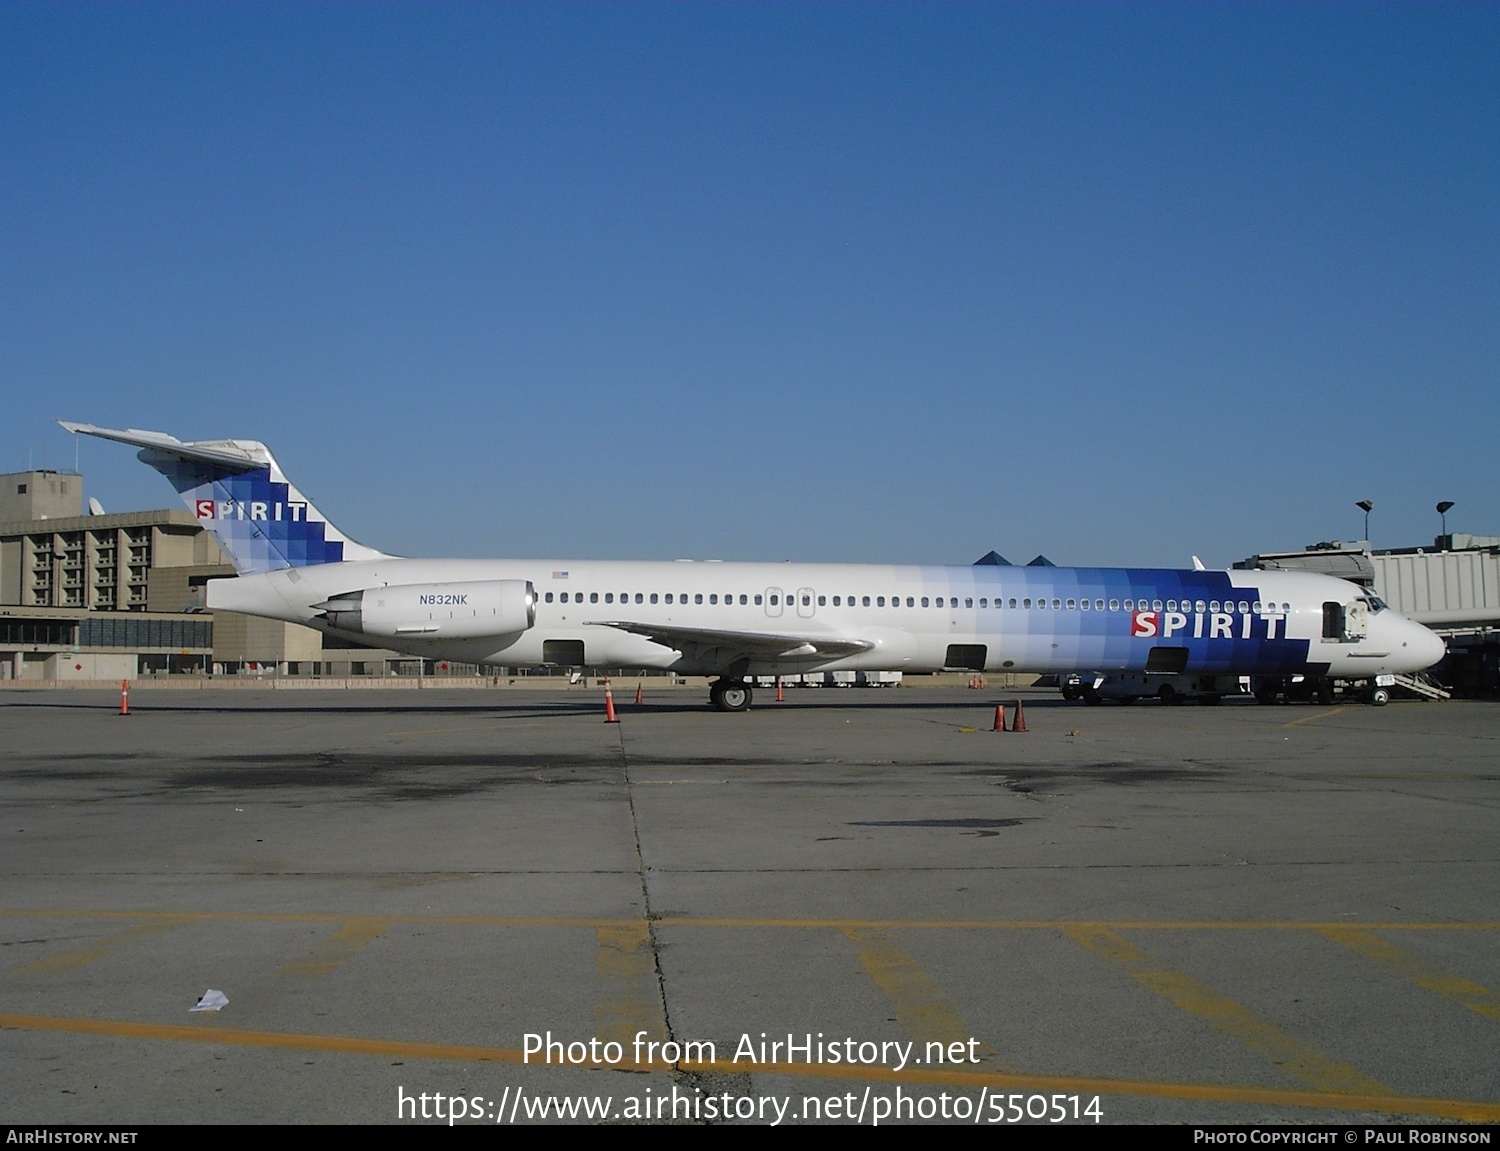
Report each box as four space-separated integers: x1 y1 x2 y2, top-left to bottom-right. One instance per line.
586 620 874 665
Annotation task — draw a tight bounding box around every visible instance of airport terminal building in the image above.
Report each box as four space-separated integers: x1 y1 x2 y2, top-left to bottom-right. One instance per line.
0 468 412 681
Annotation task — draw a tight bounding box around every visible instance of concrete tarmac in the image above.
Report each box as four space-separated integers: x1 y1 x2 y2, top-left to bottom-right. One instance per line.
2 685 1497 1125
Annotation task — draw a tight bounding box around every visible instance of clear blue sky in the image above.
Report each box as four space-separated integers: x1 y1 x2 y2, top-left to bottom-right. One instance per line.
3 2 1495 566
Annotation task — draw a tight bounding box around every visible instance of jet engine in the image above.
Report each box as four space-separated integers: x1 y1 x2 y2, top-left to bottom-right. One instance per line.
315 579 536 639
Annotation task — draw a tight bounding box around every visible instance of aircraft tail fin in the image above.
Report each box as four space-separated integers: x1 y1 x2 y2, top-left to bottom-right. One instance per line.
60 422 388 574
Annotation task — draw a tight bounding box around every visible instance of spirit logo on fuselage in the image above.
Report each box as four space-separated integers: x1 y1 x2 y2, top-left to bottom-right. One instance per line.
1132 609 1283 641
195 499 308 523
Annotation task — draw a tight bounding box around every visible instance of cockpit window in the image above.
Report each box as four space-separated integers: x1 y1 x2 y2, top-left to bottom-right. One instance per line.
1363 595 1388 613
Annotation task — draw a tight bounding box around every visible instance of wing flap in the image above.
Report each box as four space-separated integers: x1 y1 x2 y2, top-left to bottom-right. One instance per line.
586 620 873 663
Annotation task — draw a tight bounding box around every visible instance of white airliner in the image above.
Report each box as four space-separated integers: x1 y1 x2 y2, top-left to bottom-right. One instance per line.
62 422 1446 711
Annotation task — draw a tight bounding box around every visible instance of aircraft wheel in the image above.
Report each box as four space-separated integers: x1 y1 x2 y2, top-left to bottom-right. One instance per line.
1082 687 1102 706
1061 684 1081 701
1369 687 1391 707
1157 684 1178 706
1314 680 1335 706
1254 688 1278 705
711 679 752 712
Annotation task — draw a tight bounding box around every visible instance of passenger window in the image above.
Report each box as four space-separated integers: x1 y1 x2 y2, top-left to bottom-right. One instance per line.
922 597 930 608
665 594 674 604
979 598 988 608
832 596 841 606
696 594 704 604
877 596 886 607
1008 598 1017 609
739 595 748 605
1023 598 1032 608
754 594 763 605
605 592 613 604
544 592 554 603
1151 600 1161 611
1238 601 1248 613
707 594 715 604
862 596 871 606
1195 600 1206 613
1108 599 1119 611
965 597 973 608
1081 599 1090 611
1066 599 1076 610
634 593 643 604
1210 601 1220 612
650 593 658 604
1052 599 1061 610
817 595 825 606
802 595 810 606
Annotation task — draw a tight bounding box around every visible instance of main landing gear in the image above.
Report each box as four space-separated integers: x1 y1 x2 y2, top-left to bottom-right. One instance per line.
709 678 753 712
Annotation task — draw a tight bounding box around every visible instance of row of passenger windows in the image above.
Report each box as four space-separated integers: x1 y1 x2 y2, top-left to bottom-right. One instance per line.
541 590 1293 613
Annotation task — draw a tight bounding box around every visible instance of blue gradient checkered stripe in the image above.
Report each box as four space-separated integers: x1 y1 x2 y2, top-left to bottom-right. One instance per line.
951 567 1312 676
157 459 346 572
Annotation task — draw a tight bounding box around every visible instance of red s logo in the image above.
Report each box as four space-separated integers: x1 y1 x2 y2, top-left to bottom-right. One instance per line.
1131 611 1158 637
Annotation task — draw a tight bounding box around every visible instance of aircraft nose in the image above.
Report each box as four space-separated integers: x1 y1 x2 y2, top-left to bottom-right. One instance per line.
1411 621 1446 670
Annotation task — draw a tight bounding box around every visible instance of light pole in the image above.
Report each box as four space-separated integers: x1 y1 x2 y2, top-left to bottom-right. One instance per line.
1356 500 1373 546
1437 501 1455 546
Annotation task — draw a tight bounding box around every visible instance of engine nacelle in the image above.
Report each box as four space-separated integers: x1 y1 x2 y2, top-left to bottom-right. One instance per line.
315 579 536 640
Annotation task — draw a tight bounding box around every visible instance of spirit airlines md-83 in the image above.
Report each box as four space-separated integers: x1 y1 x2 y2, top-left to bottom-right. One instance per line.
63 423 1445 711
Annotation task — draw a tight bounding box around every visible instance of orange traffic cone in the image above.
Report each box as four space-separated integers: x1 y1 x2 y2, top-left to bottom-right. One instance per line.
118 680 130 717
635 681 644 706
1011 699 1027 732
776 676 785 703
992 703 1006 732
603 679 619 724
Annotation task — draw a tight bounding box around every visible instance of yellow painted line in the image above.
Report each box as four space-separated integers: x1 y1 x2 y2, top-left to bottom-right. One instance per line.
2 910 1499 931
1320 927 1500 1023
8 917 185 976
1 1012 1496 1121
1283 707 1347 728
595 922 664 1045
1061 925 1388 1097
843 926 1008 1070
274 918 391 979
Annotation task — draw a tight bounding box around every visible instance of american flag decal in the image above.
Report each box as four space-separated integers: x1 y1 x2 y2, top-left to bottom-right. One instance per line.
552 570 569 579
